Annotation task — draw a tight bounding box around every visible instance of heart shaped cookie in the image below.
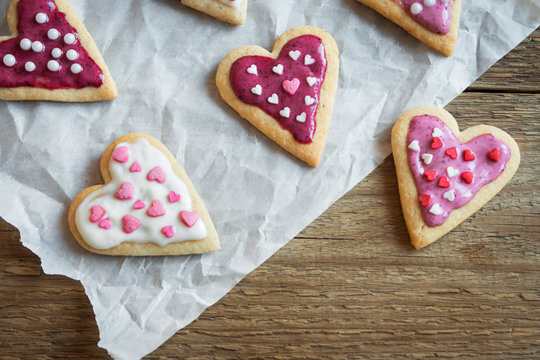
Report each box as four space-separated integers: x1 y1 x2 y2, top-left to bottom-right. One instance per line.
216 26 339 167
392 106 520 249
0 0 117 101
181 0 248 25
68 134 219 256
356 0 461 56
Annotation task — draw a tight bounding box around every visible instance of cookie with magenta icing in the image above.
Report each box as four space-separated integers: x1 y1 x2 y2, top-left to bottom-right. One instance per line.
216 26 339 167
356 0 461 56
392 106 520 249
0 0 117 101
68 134 219 256
181 0 247 25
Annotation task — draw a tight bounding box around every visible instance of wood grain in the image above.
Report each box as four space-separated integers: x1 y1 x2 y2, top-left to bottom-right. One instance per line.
1 29 539 360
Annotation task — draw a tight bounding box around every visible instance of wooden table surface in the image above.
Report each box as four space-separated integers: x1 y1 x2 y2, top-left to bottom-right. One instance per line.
1 29 539 359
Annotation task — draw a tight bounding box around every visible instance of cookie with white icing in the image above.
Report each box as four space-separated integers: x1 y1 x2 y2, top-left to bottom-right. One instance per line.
216 26 339 167
68 134 219 256
392 106 520 249
181 0 248 25
356 0 461 56
0 0 117 101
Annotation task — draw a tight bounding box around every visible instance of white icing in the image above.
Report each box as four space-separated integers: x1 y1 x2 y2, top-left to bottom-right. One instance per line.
272 64 283 75
279 107 290 118
447 166 459 177
306 77 317 86
443 190 455 202
47 28 60 40
296 112 307 123
267 93 279 104
3 54 15 67
31 41 44 52
251 84 262 95
246 64 257 75
20 38 32 50
411 3 423 15
304 54 315 65
432 127 444 137
25 61 36 72
305 95 315 106
429 203 442 215
218 0 243 8
35 12 48 24
71 63 83 74
66 49 79 61
47 60 60 71
424 0 436 6
64 33 76 45
289 50 301 61
51 48 62 58
408 140 420 151
421 153 433 165
75 138 207 250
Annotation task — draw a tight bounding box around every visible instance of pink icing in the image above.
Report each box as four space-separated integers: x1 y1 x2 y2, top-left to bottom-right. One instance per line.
0 0 104 89
392 0 452 35
133 199 146 210
407 115 511 227
147 166 166 184
89 205 105 223
147 200 166 217
168 191 181 203
129 161 142 172
114 182 134 200
98 218 111 230
180 210 199 228
112 146 129 163
161 225 175 239
230 35 328 144
122 215 141 234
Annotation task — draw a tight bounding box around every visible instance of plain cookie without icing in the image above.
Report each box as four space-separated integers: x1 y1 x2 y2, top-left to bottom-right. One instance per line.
181 0 248 25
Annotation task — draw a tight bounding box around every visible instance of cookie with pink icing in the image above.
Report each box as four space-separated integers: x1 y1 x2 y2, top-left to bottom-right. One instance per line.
392 106 520 249
216 26 339 167
355 0 461 56
181 0 248 25
0 0 117 101
68 133 219 256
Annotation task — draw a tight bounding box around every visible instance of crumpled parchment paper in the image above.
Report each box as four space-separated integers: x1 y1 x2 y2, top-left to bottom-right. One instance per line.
0 0 539 358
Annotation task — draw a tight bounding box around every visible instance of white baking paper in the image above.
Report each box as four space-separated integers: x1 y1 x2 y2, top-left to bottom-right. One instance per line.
0 0 539 358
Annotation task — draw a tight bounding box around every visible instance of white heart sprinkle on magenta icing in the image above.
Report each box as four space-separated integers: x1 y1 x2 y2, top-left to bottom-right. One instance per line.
246 64 258 75
180 211 199 228
408 140 420 151
279 107 290 118
129 161 142 173
424 0 436 6
89 205 105 223
411 3 423 15
421 153 433 164
25 61 36 72
306 77 317 87
20 38 31 50
272 64 283 75
64 33 76 45
133 200 146 209
71 63 83 74
112 146 129 163
282 78 300 95
161 225 175 238
251 84 262 96
51 48 62 58
47 28 60 40
3 54 15 66
47 60 60 72
432 127 444 137
122 215 141 234
115 182 134 200
66 49 78 61
304 54 315 65
98 218 111 230
267 93 279 104
31 41 44 52
288 50 301 61
447 166 459 177
147 200 166 217
429 203 442 215
304 96 315 106
35 12 48 24
147 166 166 183
296 112 306 123
169 191 181 203
443 189 455 202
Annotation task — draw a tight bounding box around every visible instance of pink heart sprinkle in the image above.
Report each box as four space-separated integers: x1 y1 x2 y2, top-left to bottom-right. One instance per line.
129 161 142 172
169 191 181 203
179 210 199 228
161 225 175 238
147 200 166 217
112 146 129 163
147 166 166 184
98 218 111 230
89 205 105 223
282 78 300 95
115 182 134 200
122 215 141 234
133 200 146 209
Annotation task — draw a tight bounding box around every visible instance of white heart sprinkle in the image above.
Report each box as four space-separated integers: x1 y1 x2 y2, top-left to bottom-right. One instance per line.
408 140 420 152
305 96 315 106
64 33 76 45
25 61 36 72
51 48 62 58
432 127 444 137
3 54 15 67
410 3 423 15
447 167 459 177
304 54 315 65
66 49 78 61
31 41 44 53
296 112 307 123
429 203 442 215
272 64 283 75
71 63 83 74
246 64 257 75
279 107 290 118
19 38 31 50
421 153 433 165
47 60 60 72
443 190 455 202
424 0 436 6
47 28 60 40
35 12 48 24
289 50 301 61
251 84 262 96
267 93 279 104
306 77 317 86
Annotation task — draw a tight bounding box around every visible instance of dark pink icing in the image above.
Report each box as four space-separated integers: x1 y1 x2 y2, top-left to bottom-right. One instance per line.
0 0 104 89
230 35 327 144
407 115 511 227
393 0 452 35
